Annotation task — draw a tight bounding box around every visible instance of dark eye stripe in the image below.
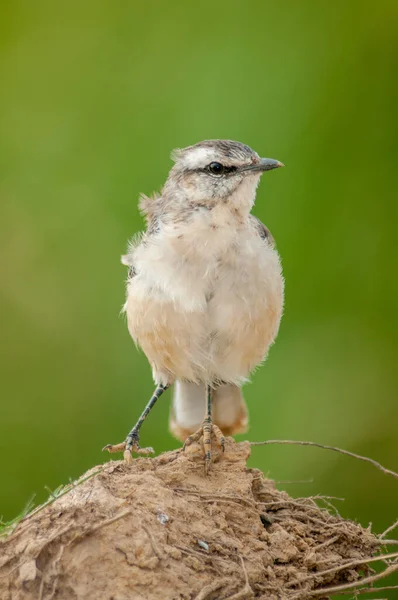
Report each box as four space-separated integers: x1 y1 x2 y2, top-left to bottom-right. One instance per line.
194 164 238 175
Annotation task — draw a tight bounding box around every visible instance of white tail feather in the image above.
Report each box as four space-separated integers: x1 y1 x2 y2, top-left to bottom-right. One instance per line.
169 381 248 442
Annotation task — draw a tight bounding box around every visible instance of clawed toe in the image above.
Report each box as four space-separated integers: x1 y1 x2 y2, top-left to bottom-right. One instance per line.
183 421 225 474
103 442 126 453
102 440 154 462
212 424 225 452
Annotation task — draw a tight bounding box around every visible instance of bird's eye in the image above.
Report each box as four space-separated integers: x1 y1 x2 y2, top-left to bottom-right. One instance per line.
208 162 224 176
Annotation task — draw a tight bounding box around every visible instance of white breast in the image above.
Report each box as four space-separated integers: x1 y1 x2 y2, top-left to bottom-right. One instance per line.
126 207 284 385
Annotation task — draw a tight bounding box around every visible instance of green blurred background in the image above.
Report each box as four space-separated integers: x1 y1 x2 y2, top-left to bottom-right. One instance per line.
1 1 397 593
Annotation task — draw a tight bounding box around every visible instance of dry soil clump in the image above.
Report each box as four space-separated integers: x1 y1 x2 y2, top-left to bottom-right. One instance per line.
0 439 393 599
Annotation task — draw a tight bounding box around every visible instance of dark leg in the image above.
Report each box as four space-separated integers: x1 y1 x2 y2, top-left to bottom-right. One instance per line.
103 384 168 462
202 385 213 470
183 384 225 474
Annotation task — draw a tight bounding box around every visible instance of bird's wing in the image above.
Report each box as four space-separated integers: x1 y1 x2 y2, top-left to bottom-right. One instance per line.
139 192 162 228
249 214 276 247
121 230 147 279
121 253 136 279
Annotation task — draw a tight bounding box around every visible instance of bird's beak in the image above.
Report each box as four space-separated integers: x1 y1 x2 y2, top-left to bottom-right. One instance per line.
256 158 285 172
241 157 285 174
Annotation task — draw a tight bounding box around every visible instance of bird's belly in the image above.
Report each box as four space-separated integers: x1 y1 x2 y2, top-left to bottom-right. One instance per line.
126 238 283 385
207 269 283 383
125 281 209 385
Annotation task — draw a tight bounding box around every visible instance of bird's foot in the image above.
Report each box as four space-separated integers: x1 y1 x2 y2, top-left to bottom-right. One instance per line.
103 430 154 464
183 417 225 474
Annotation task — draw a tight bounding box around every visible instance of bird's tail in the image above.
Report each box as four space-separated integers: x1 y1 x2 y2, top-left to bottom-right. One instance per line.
169 381 248 442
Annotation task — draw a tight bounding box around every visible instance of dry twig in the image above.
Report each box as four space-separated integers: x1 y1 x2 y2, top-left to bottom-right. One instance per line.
225 555 253 600
194 578 230 600
338 585 398 596
305 563 398 597
380 519 398 539
251 440 398 479
287 551 398 588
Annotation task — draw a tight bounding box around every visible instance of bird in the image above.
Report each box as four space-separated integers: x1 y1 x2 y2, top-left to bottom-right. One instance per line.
104 140 284 472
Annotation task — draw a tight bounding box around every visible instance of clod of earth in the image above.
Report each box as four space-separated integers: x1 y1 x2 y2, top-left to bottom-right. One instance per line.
0 439 396 600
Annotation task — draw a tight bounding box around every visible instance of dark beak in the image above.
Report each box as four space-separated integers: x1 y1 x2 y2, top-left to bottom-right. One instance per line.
244 157 284 173
257 158 285 171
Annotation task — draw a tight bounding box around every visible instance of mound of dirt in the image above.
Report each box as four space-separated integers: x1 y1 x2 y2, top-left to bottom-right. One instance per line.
0 439 390 599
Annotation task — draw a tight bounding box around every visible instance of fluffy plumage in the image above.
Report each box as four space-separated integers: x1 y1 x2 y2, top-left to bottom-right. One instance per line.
124 140 284 437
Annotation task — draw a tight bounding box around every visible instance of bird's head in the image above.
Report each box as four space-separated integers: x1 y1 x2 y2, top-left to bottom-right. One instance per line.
163 139 283 214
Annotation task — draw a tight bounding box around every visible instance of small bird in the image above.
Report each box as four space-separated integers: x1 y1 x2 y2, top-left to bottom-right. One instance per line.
104 140 284 471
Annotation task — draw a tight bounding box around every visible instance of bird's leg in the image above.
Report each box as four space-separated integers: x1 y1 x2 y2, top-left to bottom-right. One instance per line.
183 384 225 474
103 384 168 463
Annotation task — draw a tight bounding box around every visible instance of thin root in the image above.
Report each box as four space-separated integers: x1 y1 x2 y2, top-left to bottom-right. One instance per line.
194 578 230 600
305 563 398 597
251 439 398 480
287 551 398 589
225 555 254 600
380 519 398 539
